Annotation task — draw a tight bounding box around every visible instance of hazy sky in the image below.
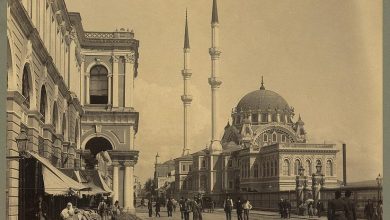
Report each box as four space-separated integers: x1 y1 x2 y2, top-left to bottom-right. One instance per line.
66 0 382 184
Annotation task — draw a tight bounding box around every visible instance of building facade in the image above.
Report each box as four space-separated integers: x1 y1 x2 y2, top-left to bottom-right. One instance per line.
151 0 340 200
6 0 140 219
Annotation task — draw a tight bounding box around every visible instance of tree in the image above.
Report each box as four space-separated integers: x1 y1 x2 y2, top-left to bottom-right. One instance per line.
143 178 156 199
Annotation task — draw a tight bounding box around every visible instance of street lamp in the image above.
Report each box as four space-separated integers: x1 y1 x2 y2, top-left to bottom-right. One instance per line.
7 128 30 160
376 173 382 201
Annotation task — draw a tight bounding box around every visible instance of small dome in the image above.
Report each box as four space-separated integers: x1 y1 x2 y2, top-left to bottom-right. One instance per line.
236 89 289 112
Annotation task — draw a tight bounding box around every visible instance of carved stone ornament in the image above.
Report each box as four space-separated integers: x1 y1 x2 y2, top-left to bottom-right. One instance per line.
95 124 102 133
125 52 136 63
111 55 119 63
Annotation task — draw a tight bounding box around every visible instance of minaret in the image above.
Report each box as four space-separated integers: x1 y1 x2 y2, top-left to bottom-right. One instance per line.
181 10 192 156
208 0 223 152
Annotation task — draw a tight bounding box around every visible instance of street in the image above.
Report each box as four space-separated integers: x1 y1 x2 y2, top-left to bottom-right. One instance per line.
135 207 328 220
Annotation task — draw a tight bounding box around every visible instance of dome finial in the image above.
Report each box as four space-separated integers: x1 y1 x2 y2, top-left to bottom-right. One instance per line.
260 76 265 90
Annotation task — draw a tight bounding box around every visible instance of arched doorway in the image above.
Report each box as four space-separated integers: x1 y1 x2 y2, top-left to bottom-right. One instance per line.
84 137 113 169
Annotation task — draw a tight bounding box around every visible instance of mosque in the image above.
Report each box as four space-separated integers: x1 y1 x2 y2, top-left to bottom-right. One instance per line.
154 0 341 199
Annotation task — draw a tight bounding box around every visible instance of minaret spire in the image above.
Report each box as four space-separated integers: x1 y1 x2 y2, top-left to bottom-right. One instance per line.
208 0 223 153
181 10 193 156
184 9 190 49
211 0 219 24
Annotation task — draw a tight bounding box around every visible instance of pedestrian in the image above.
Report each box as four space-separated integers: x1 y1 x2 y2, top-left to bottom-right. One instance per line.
172 199 177 212
278 199 284 218
377 200 383 220
308 202 314 218
343 190 356 220
223 195 234 220
286 199 291 219
192 197 203 220
60 202 75 220
97 198 107 219
155 199 161 217
34 195 48 220
183 198 191 220
111 200 121 220
147 199 153 217
242 199 252 220
364 199 375 220
316 201 324 218
211 200 215 213
327 190 349 220
167 197 174 217
235 197 243 220
179 197 185 219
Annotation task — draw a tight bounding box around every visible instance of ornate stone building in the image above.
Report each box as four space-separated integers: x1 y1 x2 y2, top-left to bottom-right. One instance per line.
6 0 140 219
159 0 340 199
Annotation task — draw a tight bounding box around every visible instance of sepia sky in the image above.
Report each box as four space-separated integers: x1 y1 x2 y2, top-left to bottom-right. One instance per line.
66 0 382 184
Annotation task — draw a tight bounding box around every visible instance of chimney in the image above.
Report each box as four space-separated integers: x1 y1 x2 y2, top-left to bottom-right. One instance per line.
342 144 347 186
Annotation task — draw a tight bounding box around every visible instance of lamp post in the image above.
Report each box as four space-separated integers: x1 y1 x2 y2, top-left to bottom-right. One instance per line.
11 128 30 220
376 173 382 201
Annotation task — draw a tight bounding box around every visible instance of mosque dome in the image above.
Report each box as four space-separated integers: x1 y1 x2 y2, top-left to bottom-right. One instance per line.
236 79 289 112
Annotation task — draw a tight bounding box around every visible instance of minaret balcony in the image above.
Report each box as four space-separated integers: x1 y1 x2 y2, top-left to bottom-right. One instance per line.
181 69 192 79
208 77 222 88
209 47 222 58
181 95 193 104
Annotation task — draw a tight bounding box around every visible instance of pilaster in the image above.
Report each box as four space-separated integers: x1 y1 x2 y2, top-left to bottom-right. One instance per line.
124 53 135 108
112 55 119 107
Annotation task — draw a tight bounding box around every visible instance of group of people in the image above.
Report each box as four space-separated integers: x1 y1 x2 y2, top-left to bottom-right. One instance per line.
223 195 252 220
60 199 122 220
278 198 292 218
364 199 383 220
327 190 357 220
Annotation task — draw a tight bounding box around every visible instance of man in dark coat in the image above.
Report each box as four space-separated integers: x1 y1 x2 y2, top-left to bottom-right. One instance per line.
343 190 356 220
316 201 324 218
235 197 243 220
179 197 185 219
364 199 375 220
34 195 48 220
155 199 161 217
167 198 174 217
278 199 285 218
147 199 153 217
328 190 349 220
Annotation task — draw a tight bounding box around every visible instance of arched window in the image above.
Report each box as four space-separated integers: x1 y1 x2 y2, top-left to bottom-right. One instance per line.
263 133 268 142
52 102 58 132
40 86 47 123
89 65 108 104
252 113 258 124
306 160 312 176
326 160 333 176
22 65 30 107
283 159 290 176
261 113 267 122
262 162 265 177
281 134 287 143
254 163 259 178
294 159 301 176
272 133 277 142
270 161 274 176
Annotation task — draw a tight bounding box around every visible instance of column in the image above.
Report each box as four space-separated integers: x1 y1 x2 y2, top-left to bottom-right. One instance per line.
107 74 112 105
129 126 135 150
124 54 135 108
80 55 85 105
112 162 119 203
112 56 119 107
85 73 90 104
123 162 135 213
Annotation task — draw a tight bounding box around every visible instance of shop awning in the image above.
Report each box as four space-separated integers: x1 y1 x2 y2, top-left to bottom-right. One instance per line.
78 170 112 196
28 151 88 195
